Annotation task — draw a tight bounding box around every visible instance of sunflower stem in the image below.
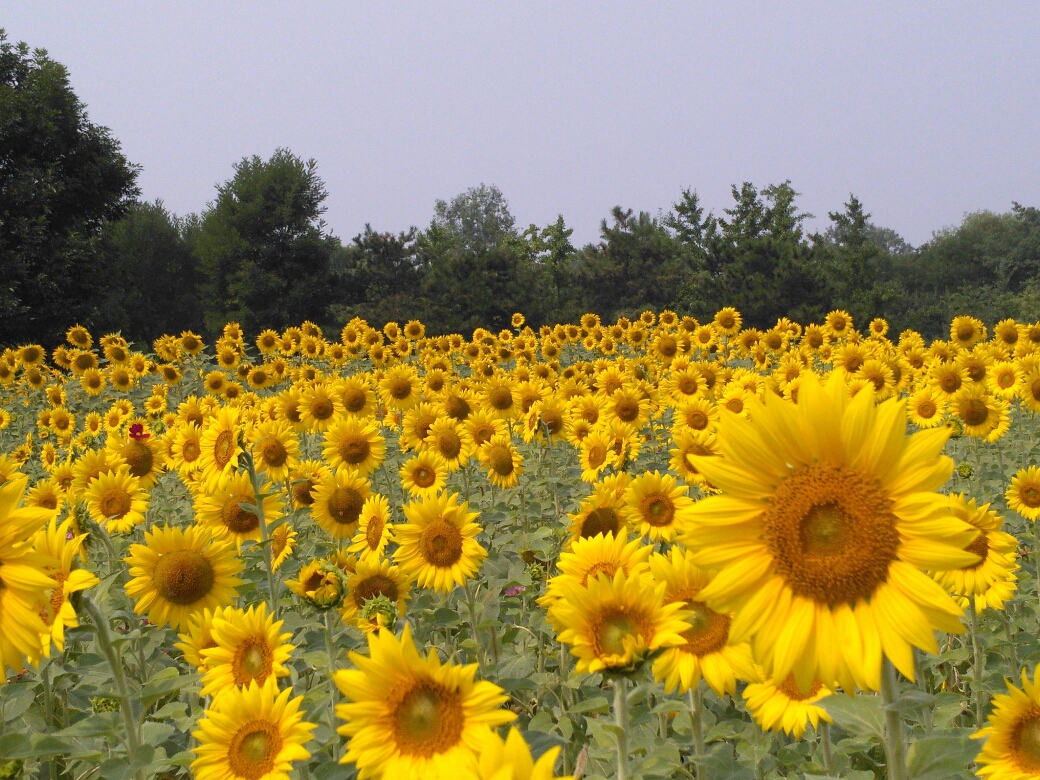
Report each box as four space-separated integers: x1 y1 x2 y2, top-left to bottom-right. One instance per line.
613 677 629 780
968 597 986 725
246 453 280 620
83 595 145 780
324 609 340 761
689 685 706 780
880 658 908 780
463 579 486 674
820 721 834 774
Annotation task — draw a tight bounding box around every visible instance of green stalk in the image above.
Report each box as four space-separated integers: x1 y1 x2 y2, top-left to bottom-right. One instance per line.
880 658 908 780
614 677 629 780
969 597 985 725
463 579 485 674
324 609 340 761
245 452 280 620
83 596 145 780
820 721 834 774
689 684 706 780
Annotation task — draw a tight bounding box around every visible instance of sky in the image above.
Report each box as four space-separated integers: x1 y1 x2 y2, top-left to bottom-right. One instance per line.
4 2 1039 248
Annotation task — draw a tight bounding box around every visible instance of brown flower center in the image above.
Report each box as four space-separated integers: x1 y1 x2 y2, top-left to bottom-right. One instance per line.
420 521 463 567
390 681 464 757
152 549 215 605
228 721 282 780
581 507 621 539
327 487 364 525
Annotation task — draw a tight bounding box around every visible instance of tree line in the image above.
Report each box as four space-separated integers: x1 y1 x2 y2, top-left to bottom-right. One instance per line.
3 31 1039 348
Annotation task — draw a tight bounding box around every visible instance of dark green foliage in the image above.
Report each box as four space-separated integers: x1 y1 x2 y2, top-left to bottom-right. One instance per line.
193 149 338 336
0 31 140 345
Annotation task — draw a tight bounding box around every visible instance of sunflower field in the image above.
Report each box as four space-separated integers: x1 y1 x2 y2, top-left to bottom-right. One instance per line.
2 309 1040 780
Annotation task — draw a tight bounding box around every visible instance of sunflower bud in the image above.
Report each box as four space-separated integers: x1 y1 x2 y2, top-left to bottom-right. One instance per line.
91 695 121 713
359 594 398 634
285 560 347 610
957 462 974 479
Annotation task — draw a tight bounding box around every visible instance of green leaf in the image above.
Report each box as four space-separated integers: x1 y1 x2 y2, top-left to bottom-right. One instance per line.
0 733 31 759
819 693 885 741
140 667 199 706
569 696 610 714
906 734 981 780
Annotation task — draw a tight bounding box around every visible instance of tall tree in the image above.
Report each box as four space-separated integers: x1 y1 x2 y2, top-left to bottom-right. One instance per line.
0 31 140 345
432 184 517 254
195 149 338 335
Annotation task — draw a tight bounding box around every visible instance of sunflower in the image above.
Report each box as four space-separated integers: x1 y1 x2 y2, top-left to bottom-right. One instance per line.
538 531 651 612
378 365 421 412
334 624 514 779
25 478 64 516
310 467 371 540
477 434 523 490
647 548 756 697
907 387 947 428
679 370 979 693
192 677 315 780
337 375 378 418
464 409 508 448
33 518 99 655
1008 467 1040 521
713 307 742 337
341 556 411 628
299 382 343 432
566 485 628 542
622 470 695 542
951 315 986 349
285 558 347 609
578 430 617 483
198 407 242 479
394 492 486 593
548 569 690 675
200 603 294 696
424 418 474 472
668 429 718 486
348 495 394 560
482 375 521 420
400 451 448 499
270 523 297 571
288 460 328 508
955 385 1011 442
125 525 243 631
105 429 164 488
175 607 226 671
399 402 439 452
931 495 1018 612
250 420 299 483
195 470 285 548
973 665 1040 779
170 423 205 477
743 671 832 739
83 466 149 533
989 361 1021 398
323 417 387 477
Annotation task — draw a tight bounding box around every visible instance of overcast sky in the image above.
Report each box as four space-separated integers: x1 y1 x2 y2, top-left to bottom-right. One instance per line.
4 2 1039 247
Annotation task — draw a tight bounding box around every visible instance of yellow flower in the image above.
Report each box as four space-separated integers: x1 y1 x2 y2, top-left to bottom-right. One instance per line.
125 525 242 631
298 382 343 432
200 603 294 696
400 402 439 451
33 518 100 655
249 420 299 483
566 485 628 542
476 434 523 490
198 406 242 479
578 430 617 483
473 728 565 780
271 523 297 571
285 559 346 609
394 492 486 593
907 387 947 428
334 624 515 779
622 470 695 542
105 429 163 488
323 417 387 477
175 607 226 671
311 467 371 540
648 547 756 696
349 495 393 560
195 470 285 548
378 364 422 411
679 370 978 693
743 671 832 739
341 556 411 628
400 451 448 498
1007 466 1040 521
951 385 1009 442
974 664 1040 780
83 466 149 533
539 530 651 612
424 418 474 472
549 568 690 675
192 677 315 780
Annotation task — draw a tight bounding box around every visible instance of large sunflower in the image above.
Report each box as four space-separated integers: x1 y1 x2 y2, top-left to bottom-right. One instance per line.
198 406 242 479
377 365 421 412
310 467 371 540
83 465 150 533
341 556 411 629
195 470 285 548
34 518 99 655
974 664 1040 780
1007 466 1040 521
400 451 448 498
538 530 651 613
649 548 756 697
323 417 387 477
548 569 690 675
566 485 628 542
192 677 315 780
125 525 242 631
622 470 695 542
333 624 515 779
477 434 523 490
424 418 474 472
0 476 58 675
679 370 979 693
249 420 299 483
394 492 486 593
200 603 294 696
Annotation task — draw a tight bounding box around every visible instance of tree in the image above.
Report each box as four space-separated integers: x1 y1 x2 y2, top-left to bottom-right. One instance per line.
95 201 203 341
432 184 517 254
331 226 426 326
0 31 140 345
194 149 338 335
